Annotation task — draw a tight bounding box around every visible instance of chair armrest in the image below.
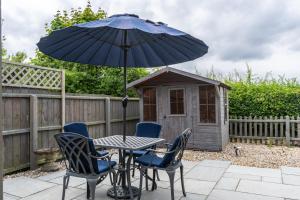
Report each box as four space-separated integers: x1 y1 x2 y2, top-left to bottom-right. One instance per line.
164 143 172 150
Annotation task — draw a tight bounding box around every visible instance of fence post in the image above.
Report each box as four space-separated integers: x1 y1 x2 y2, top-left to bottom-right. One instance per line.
285 116 290 146
61 70 65 131
30 95 38 169
105 97 111 136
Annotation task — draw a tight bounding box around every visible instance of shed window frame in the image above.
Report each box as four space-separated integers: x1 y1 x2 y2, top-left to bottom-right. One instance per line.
168 88 186 116
198 85 217 124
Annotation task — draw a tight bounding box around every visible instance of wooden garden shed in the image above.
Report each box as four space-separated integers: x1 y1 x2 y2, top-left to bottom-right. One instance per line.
127 67 230 151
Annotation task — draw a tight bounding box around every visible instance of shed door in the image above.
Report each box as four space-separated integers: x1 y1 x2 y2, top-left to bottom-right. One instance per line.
143 88 157 121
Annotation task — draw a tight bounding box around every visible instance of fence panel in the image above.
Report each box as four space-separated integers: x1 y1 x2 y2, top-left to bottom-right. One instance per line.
229 116 300 145
2 93 140 174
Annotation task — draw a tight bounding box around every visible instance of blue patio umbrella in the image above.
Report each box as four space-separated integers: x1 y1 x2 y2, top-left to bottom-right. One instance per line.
37 13 208 141
37 13 208 199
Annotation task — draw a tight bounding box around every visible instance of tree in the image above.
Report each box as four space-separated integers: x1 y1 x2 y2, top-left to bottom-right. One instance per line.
31 1 148 96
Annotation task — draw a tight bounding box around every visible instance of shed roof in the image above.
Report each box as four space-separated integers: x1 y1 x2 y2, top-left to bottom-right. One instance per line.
127 67 230 89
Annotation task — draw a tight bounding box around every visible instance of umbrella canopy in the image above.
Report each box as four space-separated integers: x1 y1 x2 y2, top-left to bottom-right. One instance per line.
37 14 208 68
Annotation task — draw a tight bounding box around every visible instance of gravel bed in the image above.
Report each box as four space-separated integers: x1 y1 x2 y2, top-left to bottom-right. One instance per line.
183 143 300 169
5 143 300 179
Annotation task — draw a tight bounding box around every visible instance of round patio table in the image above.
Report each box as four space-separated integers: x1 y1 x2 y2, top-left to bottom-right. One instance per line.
94 135 165 199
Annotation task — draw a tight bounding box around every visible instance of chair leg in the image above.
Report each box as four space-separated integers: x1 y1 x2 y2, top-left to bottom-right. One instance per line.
65 175 70 189
180 165 186 197
112 171 118 200
109 172 113 185
138 167 145 200
145 169 149 191
87 179 97 200
62 175 68 200
151 169 157 191
155 169 160 181
86 182 90 199
167 170 176 200
132 160 136 178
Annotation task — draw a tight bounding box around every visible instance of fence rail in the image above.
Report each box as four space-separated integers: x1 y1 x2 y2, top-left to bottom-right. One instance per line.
229 116 300 145
2 93 139 174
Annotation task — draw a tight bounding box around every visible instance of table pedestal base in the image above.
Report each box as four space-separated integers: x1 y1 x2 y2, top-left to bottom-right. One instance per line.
107 186 139 199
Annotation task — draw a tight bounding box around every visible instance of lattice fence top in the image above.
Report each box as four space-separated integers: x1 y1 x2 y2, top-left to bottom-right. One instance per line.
2 61 63 90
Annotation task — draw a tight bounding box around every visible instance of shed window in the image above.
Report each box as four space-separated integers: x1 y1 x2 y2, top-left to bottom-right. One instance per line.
199 85 216 123
143 88 157 121
170 89 184 115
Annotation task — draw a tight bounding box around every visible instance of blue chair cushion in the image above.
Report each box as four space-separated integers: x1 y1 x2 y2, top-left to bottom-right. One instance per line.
125 150 147 157
64 122 89 138
97 160 117 173
135 153 165 168
97 150 109 157
136 122 162 138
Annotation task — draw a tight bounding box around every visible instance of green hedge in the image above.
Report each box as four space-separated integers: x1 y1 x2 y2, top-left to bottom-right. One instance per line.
228 82 300 117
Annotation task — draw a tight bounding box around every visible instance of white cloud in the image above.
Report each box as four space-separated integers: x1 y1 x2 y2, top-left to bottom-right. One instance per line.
2 0 300 78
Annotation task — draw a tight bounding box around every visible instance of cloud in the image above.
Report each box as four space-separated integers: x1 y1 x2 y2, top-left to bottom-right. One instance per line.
2 0 300 77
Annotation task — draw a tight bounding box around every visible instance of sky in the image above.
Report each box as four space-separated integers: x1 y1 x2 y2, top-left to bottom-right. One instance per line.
3 0 300 79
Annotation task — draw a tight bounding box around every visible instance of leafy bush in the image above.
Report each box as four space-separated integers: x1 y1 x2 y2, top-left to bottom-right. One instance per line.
228 82 300 116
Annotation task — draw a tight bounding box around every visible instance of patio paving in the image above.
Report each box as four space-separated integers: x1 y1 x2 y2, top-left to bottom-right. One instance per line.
4 159 300 199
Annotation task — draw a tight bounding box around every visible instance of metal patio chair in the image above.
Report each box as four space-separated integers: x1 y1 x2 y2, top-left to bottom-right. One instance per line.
54 132 117 200
64 122 108 157
135 128 192 200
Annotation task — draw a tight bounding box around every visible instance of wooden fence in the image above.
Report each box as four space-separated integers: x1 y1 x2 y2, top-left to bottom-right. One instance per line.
2 93 139 174
229 116 300 145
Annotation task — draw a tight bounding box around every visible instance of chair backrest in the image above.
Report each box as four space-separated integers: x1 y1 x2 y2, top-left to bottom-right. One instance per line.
64 122 89 138
161 128 192 167
136 122 162 138
54 132 99 175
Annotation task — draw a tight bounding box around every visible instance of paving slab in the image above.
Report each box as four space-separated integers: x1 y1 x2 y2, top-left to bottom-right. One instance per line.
181 160 199 169
37 170 66 181
185 165 226 181
237 179 300 200
198 160 231 168
49 176 86 187
22 185 85 200
223 172 261 181
140 187 182 200
281 166 300 176
72 184 114 200
174 178 216 195
180 193 207 200
227 165 281 178
262 176 282 184
282 174 300 186
3 193 20 200
4 177 56 198
215 177 239 190
207 189 284 200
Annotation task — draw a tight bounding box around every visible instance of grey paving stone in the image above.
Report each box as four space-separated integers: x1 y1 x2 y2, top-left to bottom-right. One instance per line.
215 177 239 190
227 165 281 178
3 193 20 200
157 170 180 182
181 160 199 169
140 187 182 200
223 172 261 181
198 160 231 168
185 165 226 181
3 177 56 198
207 189 284 200
237 179 300 199
281 166 300 176
21 185 85 200
49 176 86 187
174 178 216 195
180 193 207 200
37 170 66 181
262 176 282 184
72 184 114 200
282 174 300 186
